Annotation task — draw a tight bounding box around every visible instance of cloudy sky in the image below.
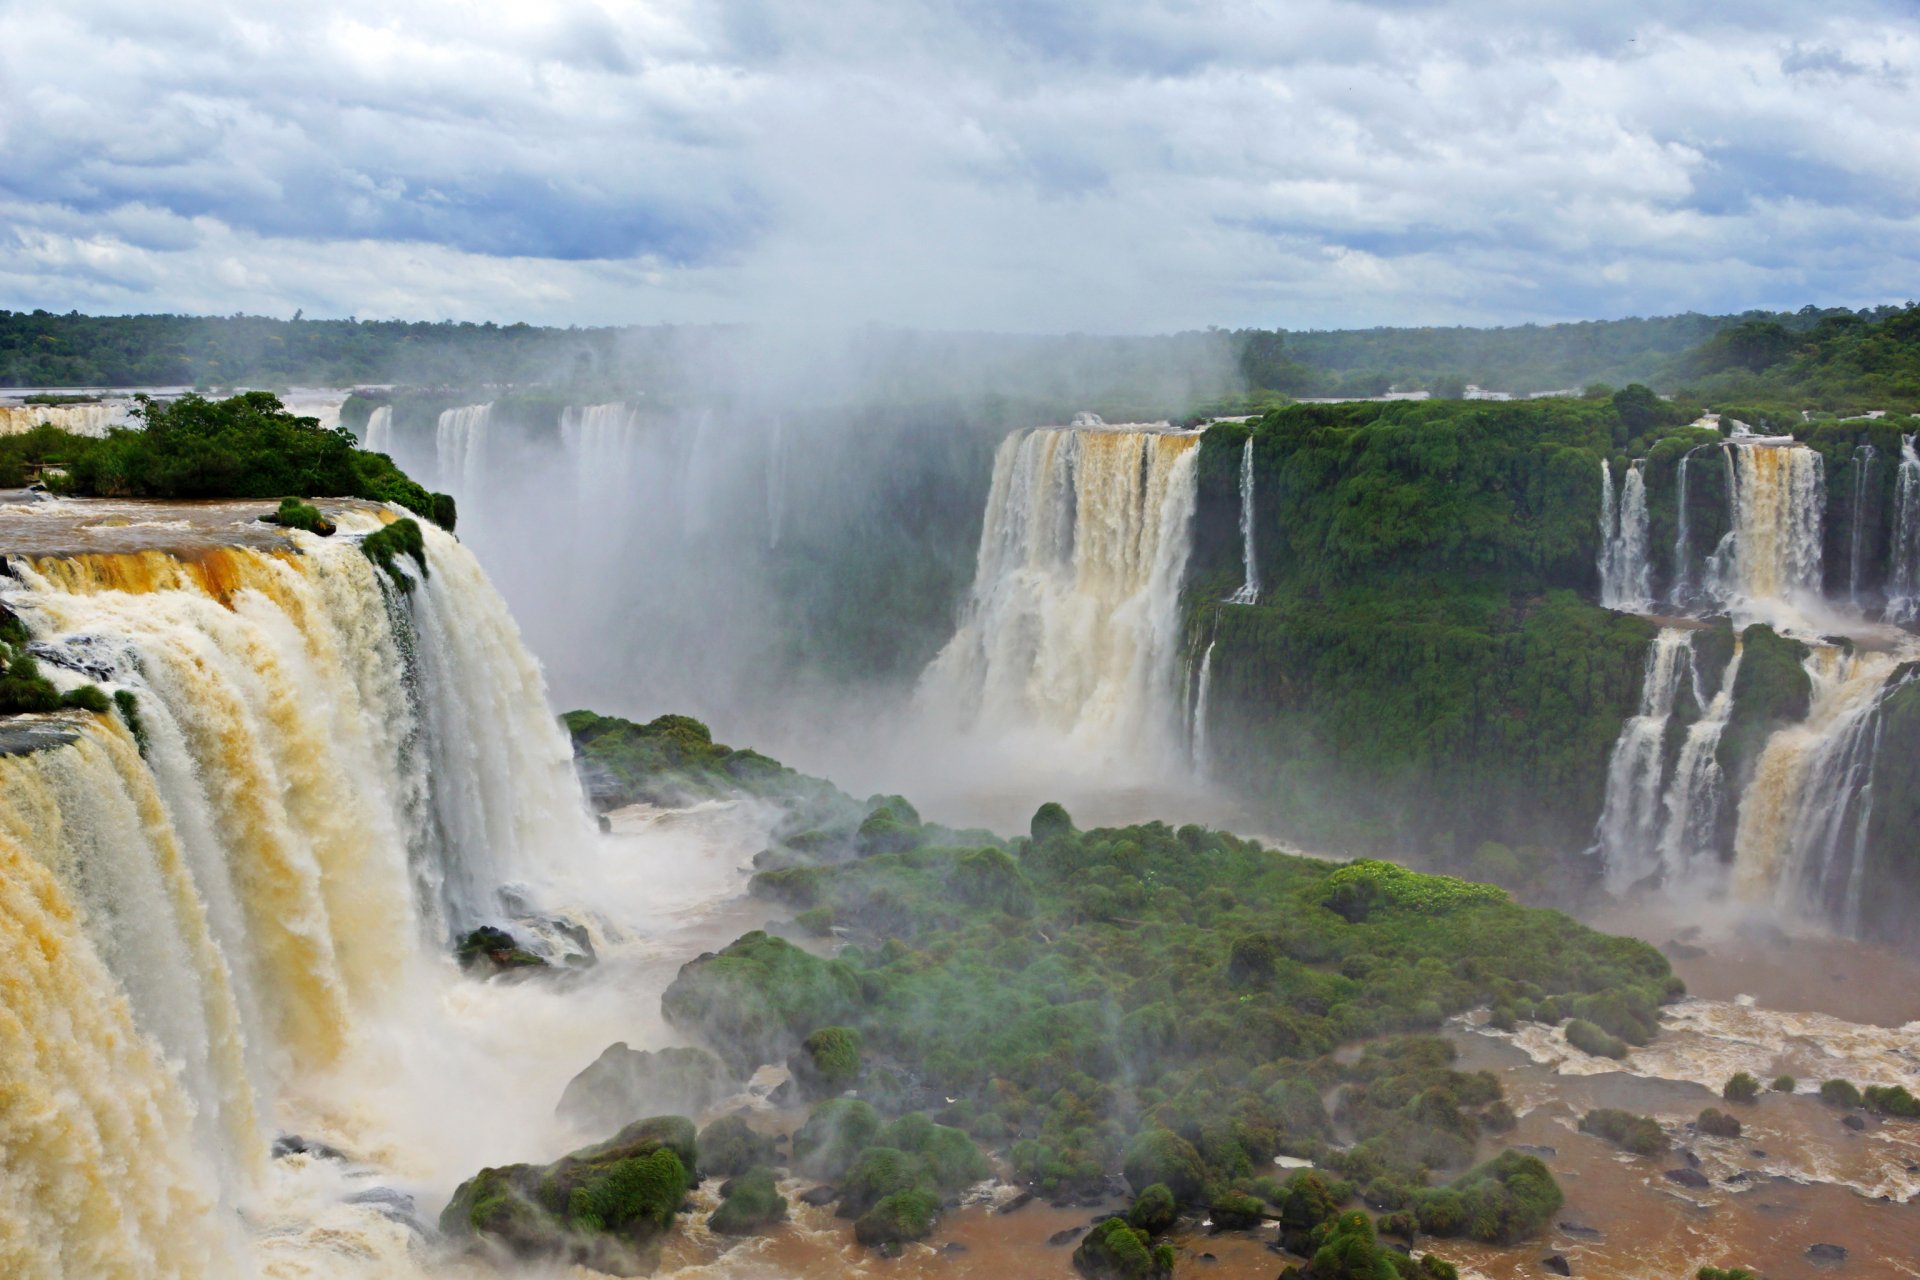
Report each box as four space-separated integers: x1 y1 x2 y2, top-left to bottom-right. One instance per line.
0 0 1915 331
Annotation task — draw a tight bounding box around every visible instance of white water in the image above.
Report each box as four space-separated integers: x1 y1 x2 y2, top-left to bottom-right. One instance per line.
1671 448 1697 609
1849 443 1876 604
1595 629 1695 889
1598 458 1652 612
1654 639 1743 890
0 509 599 1277
1887 434 1920 623
0 400 138 437
1190 638 1216 776
918 425 1202 766
362 404 394 454
1227 436 1260 604
435 403 494 512
1705 439 1825 618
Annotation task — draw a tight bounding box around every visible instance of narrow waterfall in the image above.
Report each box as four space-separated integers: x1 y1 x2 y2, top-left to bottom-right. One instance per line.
1227 437 1260 604
917 425 1203 762
1190 638 1216 775
1887 435 1920 623
363 403 393 453
1731 648 1906 931
435 403 494 505
1655 638 1743 886
0 507 592 1277
1672 449 1696 608
1598 458 1652 612
1848 443 1877 604
1595 628 1695 888
1706 440 1825 610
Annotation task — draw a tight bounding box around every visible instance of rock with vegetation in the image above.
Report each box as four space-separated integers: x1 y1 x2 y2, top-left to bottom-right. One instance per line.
1721 1072 1761 1105
707 1166 787 1235
263 496 335 535
852 1188 940 1249
438 1115 695 1276
663 931 863 1075
1411 1150 1563 1245
1126 1183 1178 1235
1819 1079 1862 1108
1697 1108 1743 1138
361 516 428 590
556 1043 734 1134
790 1097 882 1181
454 925 546 975
789 1026 862 1099
561 710 808 811
1579 1109 1667 1157
1072 1217 1176 1280
695 1114 778 1179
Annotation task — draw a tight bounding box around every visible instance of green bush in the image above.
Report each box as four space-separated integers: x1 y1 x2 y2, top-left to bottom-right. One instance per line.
1721 1072 1760 1105
1127 1183 1178 1234
1072 1217 1175 1280
696 1115 777 1179
836 1147 925 1218
1771 1075 1796 1093
1579 1109 1666 1157
267 496 334 535
708 1166 787 1235
1697 1108 1742 1138
1122 1129 1206 1201
791 1098 882 1180
1565 1019 1628 1059
361 517 429 591
791 1026 862 1097
1412 1150 1561 1245
1865 1084 1920 1119
852 1188 939 1247
1820 1079 1863 1108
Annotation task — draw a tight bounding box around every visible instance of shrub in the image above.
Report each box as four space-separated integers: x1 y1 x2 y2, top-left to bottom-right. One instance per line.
1865 1084 1920 1119
1031 801 1074 843
361 517 429 591
1072 1217 1174 1280
836 1147 926 1218
1413 1150 1561 1245
1122 1128 1206 1201
1127 1183 1178 1235
852 1188 939 1248
267 496 334 535
1309 1210 1396 1280
1721 1072 1760 1105
707 1166 787 1235
792 1098 882 1180
1820 1079 1863 1108
1212 1189 1264 1230
791 1026 862 1097
1579 1109 1667 1157
1697 1108 1742 1139
1565 1019 1628 1059
1771 1075 1796 1093
696 1115 777 1179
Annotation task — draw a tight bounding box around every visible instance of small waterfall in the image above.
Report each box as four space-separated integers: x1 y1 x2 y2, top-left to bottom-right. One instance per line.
1190 638 1216 776
918 425 1203 762
1227 437 1260 604
0 399 137 437
1655 638 1743 886
435 403 494 505
0 506 594 1272
560 403 640 538
1671 446 1706 609
1595 628 1695 888
1848 443 1876 604
1730 648 1906 931
363 404 394 453
1706 440 1825 610
1598 458 1652 612
1886 435 1920 623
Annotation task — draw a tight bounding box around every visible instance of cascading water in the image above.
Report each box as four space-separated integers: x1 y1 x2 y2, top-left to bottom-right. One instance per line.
1705 439 1825 612
1190 638 1216 776
0 399 137 437
1227 437 1259 604
0 505 594 1277
1886 434 1920 623
1598 458 1652 612
435 403 494 508
917 425 1202 763
363 403 394 454
1595 629 1695 888
1655 638 1743 888
1848 443 1876 604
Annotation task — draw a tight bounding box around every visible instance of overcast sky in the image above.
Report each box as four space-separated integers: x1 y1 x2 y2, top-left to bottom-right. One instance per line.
0 0 1915 331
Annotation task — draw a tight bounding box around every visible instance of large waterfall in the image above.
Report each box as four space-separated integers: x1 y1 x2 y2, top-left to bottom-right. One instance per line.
0 505 592 1277
435 403 494 509
0 399 138 437
1705 439 1825 611
918 425 1202 763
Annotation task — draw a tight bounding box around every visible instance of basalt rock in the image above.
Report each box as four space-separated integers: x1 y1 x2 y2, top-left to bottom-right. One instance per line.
557 1043 734 1134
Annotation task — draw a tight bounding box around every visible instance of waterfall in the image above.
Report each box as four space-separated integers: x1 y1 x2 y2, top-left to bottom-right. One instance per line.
1598 458 1653 612
0 506 592 1275
1730 648 1906 931
363 404 393 453
1887 435 1920 623
1655 638 1743 887
0 399 137 437
1190 638 1216 775
917 425 1203 762
560 403 641 537
1706 440 1825 611
1595 628 1695 888
1672 447 1700 609
1848 443 1876 604
1227 437 1260 604
435 403 494 505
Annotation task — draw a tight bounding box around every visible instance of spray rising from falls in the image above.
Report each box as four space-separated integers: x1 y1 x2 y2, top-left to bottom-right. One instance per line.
918 425 1201 764
363 403 394 454
0 508 591 1277
435 403 494 512
1598 458 1652 612
1227 436 1259 605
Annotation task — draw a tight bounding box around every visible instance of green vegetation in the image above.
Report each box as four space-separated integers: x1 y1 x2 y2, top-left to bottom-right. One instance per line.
1579 1109 1667 1157
560 710 817 811
0 394 453 525
1676 305 1920 410
1721 1072 1761 1105
264 496 334 536
1697 1108 1743 1139
695 1115 778 1179
1565 1018 1629 1060
664 794 1675 1254
1073 1216 1176 1280
1865 1084 1920 1119
0 614 115 718
439 1115 694 1273
360 517 428 591
1819 1079 1863 1108
1772 1074 1797 1093
1696 1269 1759 1280
707 1166 787 1235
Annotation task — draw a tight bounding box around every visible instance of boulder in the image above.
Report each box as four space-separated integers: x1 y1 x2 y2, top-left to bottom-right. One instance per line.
557 1043 733 1134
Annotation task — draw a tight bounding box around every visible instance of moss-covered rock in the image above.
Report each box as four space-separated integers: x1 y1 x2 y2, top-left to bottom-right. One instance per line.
791 1098 882 1181
696 1114 778 1179
1127 1183 1178 1235
1123 1128 1206 1201
852 1188 940 1248
707 1166 788 1235
1717 624 1812 787
661 932 863 1074
789 1026 862 1098
1072 1217 1175 1280
835 1146 926 1217
1579 1108 1667 1156
1212 1189 1265 1229
455 926 546 975
1411 1150 1561 1245
439 1114 695 1275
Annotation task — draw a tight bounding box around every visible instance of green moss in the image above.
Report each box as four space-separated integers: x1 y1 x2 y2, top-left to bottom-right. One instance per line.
1717 625 1812 786
792 1026 862 1097
361 517 428 591
1213 1189 1265 1229
1127 1183 1178 1234
852 1188 940 1248
266 497 335 535
708 1166 787 1235
1072 1217 1174 1280
1123 1128 1206 1201
696 1114 778 1179
112 689 149 755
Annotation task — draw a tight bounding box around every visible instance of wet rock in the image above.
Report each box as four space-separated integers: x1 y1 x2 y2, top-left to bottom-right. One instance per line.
996 1190 1034 1215
346 1186 421 1230
1807 1243 1848 1263
556 1043 734 1133
1198 1252 1218 1262
942 1242 968 1254
455 925 547 974
272 1135 346 1161
1750 1149 1769 1159
1683 1147 1702 1168
1048 1226 1087 1246
798 1185 840 1207
1557 1222 1602 1238
1663 1167 1711 1189
1662 939 1708 960
1724 1171 1753 1184
1542 1255 1572 1276
1513 1144 1557 1159
1843 1113 1867 1131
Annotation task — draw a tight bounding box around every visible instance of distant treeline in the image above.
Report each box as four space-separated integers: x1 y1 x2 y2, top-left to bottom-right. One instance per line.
4 303 1912 405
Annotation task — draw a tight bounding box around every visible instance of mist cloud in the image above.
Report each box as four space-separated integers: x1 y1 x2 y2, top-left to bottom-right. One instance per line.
0 0 1915 329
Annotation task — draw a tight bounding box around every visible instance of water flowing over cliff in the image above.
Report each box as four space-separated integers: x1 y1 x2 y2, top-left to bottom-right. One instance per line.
0 506 592 1278
1227 437 1260 604
918 425 1202 765
0 399 137 436
1705 438 1825 613
435 403 494 511
1598 458 1652 611
1888 434 1920 623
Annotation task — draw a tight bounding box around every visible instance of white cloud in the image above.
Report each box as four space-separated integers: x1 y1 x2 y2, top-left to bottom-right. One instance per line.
0 0 1915 329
